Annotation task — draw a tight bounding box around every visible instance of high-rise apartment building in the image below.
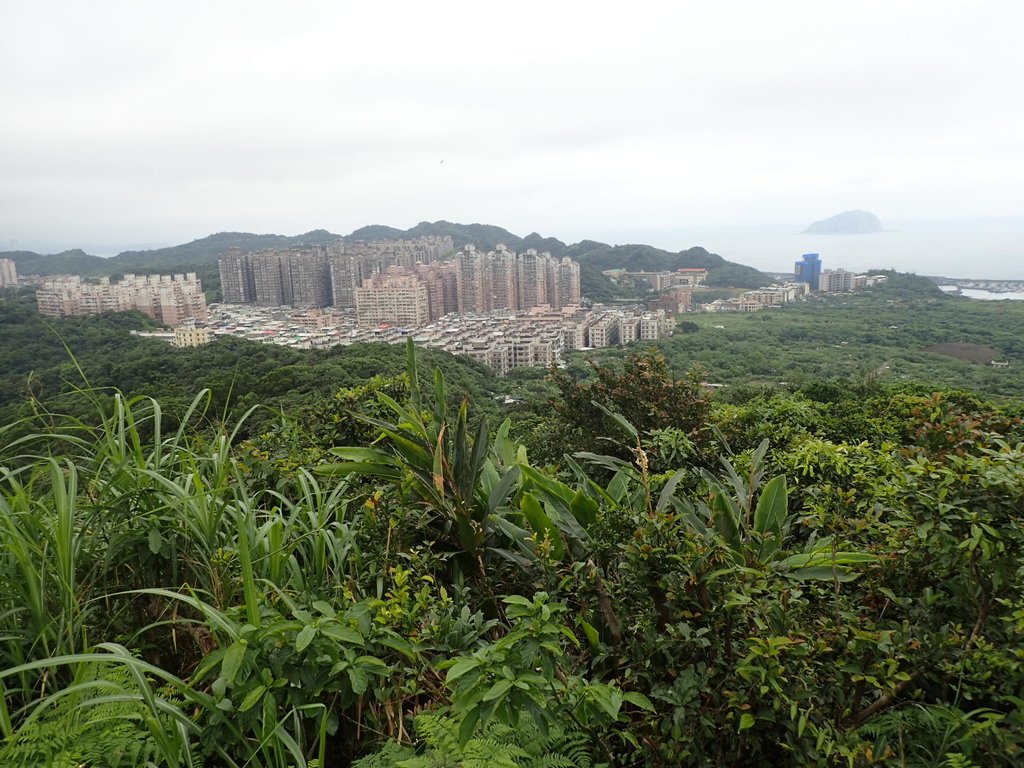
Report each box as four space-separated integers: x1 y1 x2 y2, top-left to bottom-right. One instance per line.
489 245 518 311
288 248 331 307
820 268 855 293
354 262 459 326
327 248 360 308
517 249 549 310
219 247 256 303
329 236 455 308
456 245 488 313
455 245 581 313
215 236 455 309
356 268 432 327
795 253 822 291
249 251 294 306
0 258 17 288
217 237 581 315
414 261 459 319
552 256 581 309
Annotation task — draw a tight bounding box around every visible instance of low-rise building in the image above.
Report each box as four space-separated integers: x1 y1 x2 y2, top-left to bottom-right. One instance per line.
588 314 620 348
173 326 212 347
201 302 673 376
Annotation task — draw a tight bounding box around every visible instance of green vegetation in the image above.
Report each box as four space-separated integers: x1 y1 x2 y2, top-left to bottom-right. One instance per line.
1 321 1023 765
0 293 502 437
572 275 1024 399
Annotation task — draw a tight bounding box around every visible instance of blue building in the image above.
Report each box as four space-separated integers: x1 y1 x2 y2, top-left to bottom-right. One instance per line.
795 253 822 291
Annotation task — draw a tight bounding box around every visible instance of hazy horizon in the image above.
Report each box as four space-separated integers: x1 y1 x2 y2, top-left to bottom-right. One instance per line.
6 215 1024 281
3 1 1023 258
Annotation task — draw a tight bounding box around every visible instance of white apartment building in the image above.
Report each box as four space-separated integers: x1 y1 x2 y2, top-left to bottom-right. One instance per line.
355 271 432 327
0 258 17 287
456 245 581 313
619 316 640 344
588 314 620 348
36 273 208 326
820 269 856 293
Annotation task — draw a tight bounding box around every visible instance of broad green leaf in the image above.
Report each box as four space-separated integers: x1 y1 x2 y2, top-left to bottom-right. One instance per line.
348 666 369 695
493 418 516 465
318 624 364 646
222 639 247 684
655 468 688 515
459 706 482 746
607 470 631 504
581 620 599 650
312 600 336 619
777 551 876 569
315 462 403 480
753 474 787 536
589 683 620 718
569 488 599 527
623 691 655 712
787 566 859 582
739 713 755 731
211 676 227 698
712 491 741 551
376 634 416 659
445 658 480 683
521 493 565 560
432 369 447 428
405 338 421 413
238 684 266 713
295 624 316 652
520 464 575 504
326 447 396 463
461 418 489 507
482 678 514 702
432 431 446 495
147 528 163 555
487 465 521 515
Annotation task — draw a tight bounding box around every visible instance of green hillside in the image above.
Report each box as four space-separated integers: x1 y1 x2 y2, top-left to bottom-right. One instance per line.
0 332 1021 766
3 222 773 299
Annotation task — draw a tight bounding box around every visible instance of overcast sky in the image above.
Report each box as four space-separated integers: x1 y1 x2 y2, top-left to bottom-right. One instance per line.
2 1 1022 251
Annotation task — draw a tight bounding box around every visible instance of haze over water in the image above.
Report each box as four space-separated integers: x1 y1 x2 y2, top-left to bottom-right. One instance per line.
616 218 1024 281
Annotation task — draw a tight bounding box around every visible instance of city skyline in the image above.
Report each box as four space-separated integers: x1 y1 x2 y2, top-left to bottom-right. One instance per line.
216 238 583 326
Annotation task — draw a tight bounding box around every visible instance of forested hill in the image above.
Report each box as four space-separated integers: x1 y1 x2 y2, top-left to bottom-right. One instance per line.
3 221 771 291
0 294 503 434
2 231 339 277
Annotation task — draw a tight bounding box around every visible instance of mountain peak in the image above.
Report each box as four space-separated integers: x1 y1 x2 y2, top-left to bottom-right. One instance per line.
804 210 883 235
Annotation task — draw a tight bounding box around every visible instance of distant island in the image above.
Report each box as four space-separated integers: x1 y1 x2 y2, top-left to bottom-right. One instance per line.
803 210 883 235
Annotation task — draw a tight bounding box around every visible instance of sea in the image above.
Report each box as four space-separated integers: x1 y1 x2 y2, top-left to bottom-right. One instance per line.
602 218 1024 284
939 287 1024 301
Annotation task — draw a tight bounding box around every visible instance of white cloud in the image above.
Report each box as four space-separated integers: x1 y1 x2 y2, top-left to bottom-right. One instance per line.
2 0 1022 246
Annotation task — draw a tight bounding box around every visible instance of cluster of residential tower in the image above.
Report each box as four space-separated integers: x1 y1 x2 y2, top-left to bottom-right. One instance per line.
36 273 208 326
793 253 884 294
19 239 895 375
217 237 582 327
